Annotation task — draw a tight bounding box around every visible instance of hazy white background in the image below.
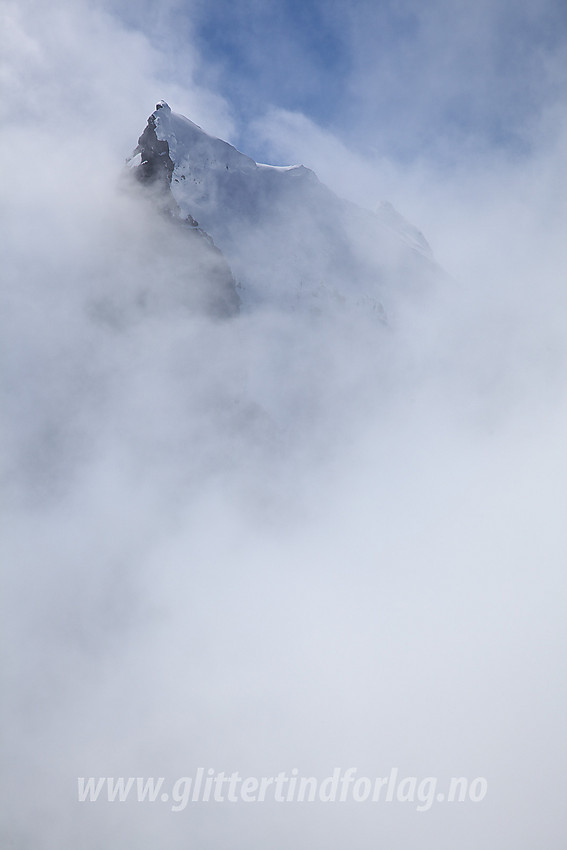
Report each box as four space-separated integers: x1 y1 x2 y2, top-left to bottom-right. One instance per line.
1 1 567 848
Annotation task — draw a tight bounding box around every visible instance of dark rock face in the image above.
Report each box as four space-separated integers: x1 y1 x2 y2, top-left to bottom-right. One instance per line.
127 105 240 319
132 111 174 188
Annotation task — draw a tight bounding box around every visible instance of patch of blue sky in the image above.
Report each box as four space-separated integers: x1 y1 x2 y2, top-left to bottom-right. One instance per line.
191 0 351 125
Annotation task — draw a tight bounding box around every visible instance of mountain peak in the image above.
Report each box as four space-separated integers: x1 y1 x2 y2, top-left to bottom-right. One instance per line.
128 102 439 316
125 103 240 317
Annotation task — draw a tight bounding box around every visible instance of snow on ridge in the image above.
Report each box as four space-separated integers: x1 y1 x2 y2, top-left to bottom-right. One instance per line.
150 102 317 179
256 163 301 171
151 102 257 173
256 163 307 173
374 200 433 259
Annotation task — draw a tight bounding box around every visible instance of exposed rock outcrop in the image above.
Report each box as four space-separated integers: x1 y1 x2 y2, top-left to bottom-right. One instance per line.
126 102 240 318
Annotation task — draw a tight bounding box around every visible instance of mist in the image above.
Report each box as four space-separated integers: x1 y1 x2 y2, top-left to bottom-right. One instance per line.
2 2 567 849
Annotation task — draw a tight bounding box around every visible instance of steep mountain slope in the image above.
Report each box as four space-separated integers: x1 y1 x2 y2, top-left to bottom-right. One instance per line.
129 102 441 318
126 106 240 319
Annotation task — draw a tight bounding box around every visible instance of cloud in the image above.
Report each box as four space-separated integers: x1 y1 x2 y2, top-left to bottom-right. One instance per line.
2 2 567 850
331 0 567 160
0 0 235 147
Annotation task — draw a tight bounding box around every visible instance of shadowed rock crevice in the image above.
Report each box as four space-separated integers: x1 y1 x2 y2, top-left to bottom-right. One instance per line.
132 103 174 188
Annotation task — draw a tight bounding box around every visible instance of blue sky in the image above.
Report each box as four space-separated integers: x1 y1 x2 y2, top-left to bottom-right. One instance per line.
192 0 351 126
111 0 567 166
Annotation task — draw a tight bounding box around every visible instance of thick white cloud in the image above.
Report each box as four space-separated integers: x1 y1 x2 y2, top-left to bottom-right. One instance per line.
1 2 567 850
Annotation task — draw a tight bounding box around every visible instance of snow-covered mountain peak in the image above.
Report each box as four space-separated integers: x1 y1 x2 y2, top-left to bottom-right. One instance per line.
130 103 440 316
151 102 258 175
150 101 315 181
